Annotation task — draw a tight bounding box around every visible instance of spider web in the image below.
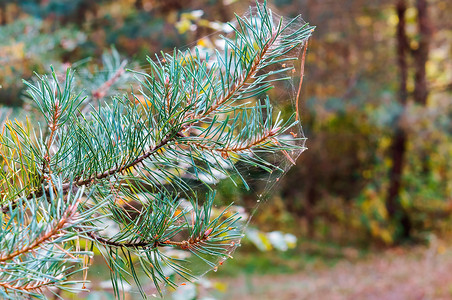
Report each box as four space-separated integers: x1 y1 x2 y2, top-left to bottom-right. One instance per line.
146 4 312 286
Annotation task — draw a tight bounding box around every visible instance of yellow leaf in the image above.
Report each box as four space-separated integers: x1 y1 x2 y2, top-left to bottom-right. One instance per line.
175 19 192 34
213 281 228 292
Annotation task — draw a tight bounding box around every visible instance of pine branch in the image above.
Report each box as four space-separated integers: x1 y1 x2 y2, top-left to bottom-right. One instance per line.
0 201 79 263
83 228 213 250
0 2 313 298
62 132 173 190
1 126 173 213
0 278 55 293
193 29 278 120
187 126 280 156
0 184 95 298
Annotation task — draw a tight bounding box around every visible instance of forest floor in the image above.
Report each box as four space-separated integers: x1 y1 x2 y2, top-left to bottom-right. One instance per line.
213 239 452 300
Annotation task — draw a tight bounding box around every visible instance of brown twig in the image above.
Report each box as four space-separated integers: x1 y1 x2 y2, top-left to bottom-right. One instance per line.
84 229 211 250
60 134 172 191
46 99 62 151
295 41 308 121
42 99 62 188
0 196 82 293
187 127 280 156
91 61 127 101
207 35 275 117
0 201 79 263
0 278 54 293
1 133 173 214
185 30 278 123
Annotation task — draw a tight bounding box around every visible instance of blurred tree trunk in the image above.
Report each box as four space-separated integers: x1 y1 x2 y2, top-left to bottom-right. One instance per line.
386 0 412 242
413 0 431 174
413 0 430 106
217 0 231 23
305 178 317 238
0 3 6 25
135 0 144 10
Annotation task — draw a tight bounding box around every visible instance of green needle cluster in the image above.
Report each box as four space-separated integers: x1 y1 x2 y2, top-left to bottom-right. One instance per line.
0 2 313 299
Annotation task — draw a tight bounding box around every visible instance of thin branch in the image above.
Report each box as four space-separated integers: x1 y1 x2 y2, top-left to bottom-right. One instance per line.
187 30 278 122
46 99 62 151
186 128 279 155
0 201 79 263
61 133 172 190
84 231 152 248
1 132 174 213
295 41 308 121
84 229 210 250
0 278 55 293
91 61 127 101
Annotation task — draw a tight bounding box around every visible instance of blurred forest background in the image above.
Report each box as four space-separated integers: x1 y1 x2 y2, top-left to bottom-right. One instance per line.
1 0 452 298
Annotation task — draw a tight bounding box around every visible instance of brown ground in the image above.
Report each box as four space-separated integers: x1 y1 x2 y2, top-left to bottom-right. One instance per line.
218 242 452 300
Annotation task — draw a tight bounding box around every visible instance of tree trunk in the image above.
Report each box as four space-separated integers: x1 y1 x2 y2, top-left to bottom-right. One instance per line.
135 0 144 10
413 0 431 174
305 183 317 238
0 3 6 25
413 0 430 106
386 0 412 242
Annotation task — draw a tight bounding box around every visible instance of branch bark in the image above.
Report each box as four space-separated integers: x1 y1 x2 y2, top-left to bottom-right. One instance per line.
84 229 211 250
